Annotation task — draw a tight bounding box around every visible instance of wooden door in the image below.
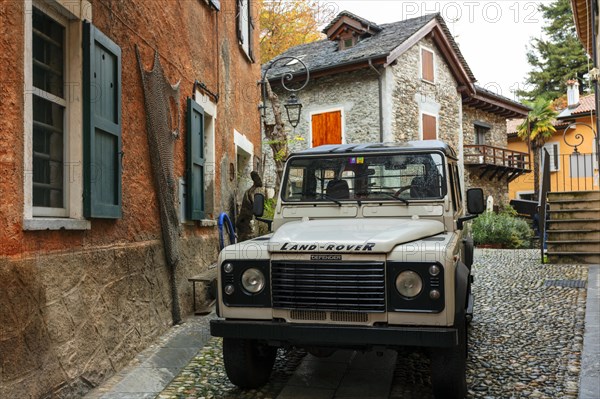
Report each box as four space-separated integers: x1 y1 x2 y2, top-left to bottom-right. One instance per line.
311 111 342 147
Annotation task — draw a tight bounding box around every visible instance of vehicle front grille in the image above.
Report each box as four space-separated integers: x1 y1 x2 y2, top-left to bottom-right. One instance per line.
271 261 386 312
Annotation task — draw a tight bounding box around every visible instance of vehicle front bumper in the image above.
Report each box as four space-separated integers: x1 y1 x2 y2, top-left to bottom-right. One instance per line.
210 319 459 348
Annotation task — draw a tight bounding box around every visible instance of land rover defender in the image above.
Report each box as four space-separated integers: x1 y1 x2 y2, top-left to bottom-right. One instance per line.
210 141 484 398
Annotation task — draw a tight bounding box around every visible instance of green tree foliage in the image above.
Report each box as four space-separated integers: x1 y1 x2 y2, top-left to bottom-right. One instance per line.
517 98 558 200
517 0 590 101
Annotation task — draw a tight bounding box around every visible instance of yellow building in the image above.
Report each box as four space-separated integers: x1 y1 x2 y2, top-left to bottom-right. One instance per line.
508 88 598 200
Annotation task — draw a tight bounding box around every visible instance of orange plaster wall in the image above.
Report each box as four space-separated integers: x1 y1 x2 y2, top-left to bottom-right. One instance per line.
508 114 598 199
0 0 262 258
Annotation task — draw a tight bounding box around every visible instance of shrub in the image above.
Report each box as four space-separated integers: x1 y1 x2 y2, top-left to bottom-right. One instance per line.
472 206 533 249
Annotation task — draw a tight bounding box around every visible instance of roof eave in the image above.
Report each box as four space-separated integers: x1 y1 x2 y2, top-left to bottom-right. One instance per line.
464 91 530 118
570 0 594 55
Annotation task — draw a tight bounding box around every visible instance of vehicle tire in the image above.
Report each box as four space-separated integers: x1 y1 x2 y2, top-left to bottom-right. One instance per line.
430 315 467 399
223 338 277 389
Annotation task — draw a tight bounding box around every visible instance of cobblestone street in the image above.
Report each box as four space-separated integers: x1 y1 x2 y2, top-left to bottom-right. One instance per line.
154 250 591 399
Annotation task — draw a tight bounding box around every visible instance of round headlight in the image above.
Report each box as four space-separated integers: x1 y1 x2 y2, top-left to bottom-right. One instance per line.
241 268 265 294
395 270 423 298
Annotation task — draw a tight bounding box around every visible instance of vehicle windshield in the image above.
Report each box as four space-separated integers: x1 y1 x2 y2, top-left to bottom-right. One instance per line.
282 152 447 203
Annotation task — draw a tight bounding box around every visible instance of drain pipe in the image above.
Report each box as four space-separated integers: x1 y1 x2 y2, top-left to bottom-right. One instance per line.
369 59 384 142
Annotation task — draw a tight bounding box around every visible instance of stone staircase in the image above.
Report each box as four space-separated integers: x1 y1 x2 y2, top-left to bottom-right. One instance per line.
547 190 600 264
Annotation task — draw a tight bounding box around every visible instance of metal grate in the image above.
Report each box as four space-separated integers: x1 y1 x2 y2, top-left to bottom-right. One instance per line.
331 311 369 323
271 261 386 312
290 310 327 321
544 279 587 288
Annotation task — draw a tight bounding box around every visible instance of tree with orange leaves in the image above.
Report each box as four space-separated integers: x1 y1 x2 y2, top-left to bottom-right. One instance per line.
259 0 332 63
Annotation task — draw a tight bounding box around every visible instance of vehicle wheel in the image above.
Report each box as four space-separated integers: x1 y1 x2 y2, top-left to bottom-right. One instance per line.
223 338 277 389
430 315 467 399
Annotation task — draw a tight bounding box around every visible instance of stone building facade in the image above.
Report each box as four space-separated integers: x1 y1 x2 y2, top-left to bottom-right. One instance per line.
265 11 530 205
0 0 261 397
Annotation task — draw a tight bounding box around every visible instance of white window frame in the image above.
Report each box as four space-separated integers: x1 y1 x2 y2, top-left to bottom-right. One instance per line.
419 111 438 140
23 0 91 230
542 142 560 172
308 107 346 148
517 191 535 200
195 90 217 221
419 45 436 84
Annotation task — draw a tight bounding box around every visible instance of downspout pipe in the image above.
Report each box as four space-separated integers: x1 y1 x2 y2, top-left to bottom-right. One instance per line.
369 58 384 142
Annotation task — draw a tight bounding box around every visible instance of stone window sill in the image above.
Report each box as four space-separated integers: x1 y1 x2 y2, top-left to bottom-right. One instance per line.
23 218 91 231
182 219 218 227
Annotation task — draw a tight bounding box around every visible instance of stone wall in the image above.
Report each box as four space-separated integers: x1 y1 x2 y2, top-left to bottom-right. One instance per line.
462 106 510 205
0 0 261 397
0 236 218 398
389 37 461 151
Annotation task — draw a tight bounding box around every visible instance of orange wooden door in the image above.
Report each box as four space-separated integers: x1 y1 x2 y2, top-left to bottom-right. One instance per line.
311 111 342 147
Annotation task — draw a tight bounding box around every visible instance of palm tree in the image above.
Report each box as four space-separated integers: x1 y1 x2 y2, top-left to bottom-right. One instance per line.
517 98 558 201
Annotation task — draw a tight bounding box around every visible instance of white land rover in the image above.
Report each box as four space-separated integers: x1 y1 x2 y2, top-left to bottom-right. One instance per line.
210 141 485 399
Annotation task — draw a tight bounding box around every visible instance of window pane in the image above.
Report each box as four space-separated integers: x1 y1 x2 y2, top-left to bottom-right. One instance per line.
32 7 64 98
32 94 64 208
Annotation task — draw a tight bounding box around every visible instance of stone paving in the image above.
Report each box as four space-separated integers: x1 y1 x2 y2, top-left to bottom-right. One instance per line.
88 250 598 399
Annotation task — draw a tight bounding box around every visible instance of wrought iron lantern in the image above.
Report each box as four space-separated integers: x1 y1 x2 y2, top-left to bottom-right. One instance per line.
259 56 309 128
284 94 302 128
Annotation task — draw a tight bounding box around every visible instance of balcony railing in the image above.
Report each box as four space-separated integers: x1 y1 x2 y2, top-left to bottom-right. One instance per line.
464 145 531 181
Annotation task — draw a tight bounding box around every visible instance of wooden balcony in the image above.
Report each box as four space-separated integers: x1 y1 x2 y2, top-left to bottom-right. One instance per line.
464 145 531 182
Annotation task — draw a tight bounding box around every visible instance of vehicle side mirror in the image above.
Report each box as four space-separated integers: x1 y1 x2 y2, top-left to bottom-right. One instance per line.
253 193 265 217
466 188 485 215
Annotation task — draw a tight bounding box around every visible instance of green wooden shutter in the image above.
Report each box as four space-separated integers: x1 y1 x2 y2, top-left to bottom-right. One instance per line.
83 21 122 219
186 98 205 220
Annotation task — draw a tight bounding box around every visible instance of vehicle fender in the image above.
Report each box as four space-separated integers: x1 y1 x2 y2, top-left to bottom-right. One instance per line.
454 261 470 325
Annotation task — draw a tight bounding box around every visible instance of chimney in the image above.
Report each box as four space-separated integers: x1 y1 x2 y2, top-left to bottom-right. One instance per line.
566 79 580 109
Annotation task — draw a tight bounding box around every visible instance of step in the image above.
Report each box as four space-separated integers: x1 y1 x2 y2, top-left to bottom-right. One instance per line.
549 198 600 210
547 219 600 230
548 190 600 202
547 229 600 241
546 240 600 253
548 208 600 220
547 252 600 265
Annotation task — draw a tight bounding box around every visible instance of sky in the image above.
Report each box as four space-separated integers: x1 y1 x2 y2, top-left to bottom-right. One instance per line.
316 0 554 102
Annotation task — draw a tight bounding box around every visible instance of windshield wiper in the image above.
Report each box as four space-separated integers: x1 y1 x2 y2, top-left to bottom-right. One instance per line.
378 192 409 205
320 194 342 206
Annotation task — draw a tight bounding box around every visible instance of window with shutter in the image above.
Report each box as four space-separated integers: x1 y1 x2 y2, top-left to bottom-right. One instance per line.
24 1 91 230
237 0 254 62
186 98 206 220
421 47 435 83
422 113 437 140
83 21 122 219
